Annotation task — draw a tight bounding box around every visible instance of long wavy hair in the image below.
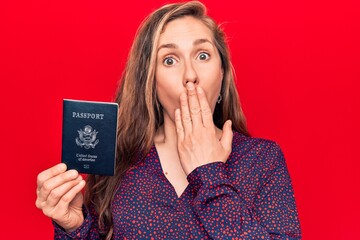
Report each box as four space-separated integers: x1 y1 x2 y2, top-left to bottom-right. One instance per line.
84 1 250 239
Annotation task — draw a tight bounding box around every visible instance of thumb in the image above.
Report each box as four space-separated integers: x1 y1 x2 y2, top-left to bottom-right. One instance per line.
220 120 233 153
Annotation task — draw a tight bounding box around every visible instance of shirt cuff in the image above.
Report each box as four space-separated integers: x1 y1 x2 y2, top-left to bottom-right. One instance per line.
53 205 92 239
187 162 229 190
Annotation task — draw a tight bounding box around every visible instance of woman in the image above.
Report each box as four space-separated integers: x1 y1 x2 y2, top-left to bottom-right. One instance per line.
36 1 301 239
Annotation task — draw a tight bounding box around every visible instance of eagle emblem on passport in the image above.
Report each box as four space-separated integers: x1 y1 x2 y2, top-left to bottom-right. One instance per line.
75 125 99 149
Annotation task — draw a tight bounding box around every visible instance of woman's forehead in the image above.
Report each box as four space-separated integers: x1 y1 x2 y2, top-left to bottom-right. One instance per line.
158 16 214 46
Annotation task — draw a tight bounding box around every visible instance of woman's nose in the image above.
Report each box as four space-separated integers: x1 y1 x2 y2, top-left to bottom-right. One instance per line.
183 60 198 85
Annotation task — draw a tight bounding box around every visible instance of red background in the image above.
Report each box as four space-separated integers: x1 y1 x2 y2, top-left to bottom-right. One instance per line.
1 0 359 239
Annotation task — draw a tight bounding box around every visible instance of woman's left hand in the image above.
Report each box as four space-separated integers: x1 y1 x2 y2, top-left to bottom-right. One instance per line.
175 82 233 175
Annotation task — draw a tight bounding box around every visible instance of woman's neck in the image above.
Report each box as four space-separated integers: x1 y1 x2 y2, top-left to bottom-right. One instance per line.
154 112 178 147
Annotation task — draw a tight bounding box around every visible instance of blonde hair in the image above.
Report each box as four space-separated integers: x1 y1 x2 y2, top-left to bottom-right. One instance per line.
85 1 249 239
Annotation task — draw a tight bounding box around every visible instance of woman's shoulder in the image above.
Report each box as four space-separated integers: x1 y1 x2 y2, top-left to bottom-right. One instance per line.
232 130 281 150
230 130 285 166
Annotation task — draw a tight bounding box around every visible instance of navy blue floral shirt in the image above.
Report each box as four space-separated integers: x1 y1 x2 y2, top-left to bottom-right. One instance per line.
54 131 301 239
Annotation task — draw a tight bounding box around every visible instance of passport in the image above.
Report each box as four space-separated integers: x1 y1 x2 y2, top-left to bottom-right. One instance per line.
62 99 118 175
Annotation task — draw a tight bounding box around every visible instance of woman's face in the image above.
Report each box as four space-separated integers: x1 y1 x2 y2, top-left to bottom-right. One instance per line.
155 16 223 122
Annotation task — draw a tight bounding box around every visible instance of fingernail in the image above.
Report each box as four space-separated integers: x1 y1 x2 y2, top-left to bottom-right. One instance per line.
196 86 202 93
68 169 78 177
186 82 194 89
58 163 67 171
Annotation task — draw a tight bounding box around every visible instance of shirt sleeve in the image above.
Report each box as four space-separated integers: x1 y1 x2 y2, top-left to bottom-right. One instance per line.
186 141 301 239
53 203 102 239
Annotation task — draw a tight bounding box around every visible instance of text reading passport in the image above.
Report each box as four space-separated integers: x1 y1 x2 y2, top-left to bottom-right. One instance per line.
62 99 118 175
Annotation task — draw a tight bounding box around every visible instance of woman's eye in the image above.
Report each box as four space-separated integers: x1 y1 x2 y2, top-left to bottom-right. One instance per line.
163 57 176 66
198 52 210 61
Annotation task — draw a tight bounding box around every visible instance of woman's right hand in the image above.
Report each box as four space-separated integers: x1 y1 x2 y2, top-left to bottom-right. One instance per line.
36 163 86 232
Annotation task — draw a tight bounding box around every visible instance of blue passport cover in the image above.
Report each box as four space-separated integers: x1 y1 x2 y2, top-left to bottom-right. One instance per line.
62 99 118 175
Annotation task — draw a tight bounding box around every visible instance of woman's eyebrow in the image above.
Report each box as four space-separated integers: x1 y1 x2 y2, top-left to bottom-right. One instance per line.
193 38 213 46
158 43 178 52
